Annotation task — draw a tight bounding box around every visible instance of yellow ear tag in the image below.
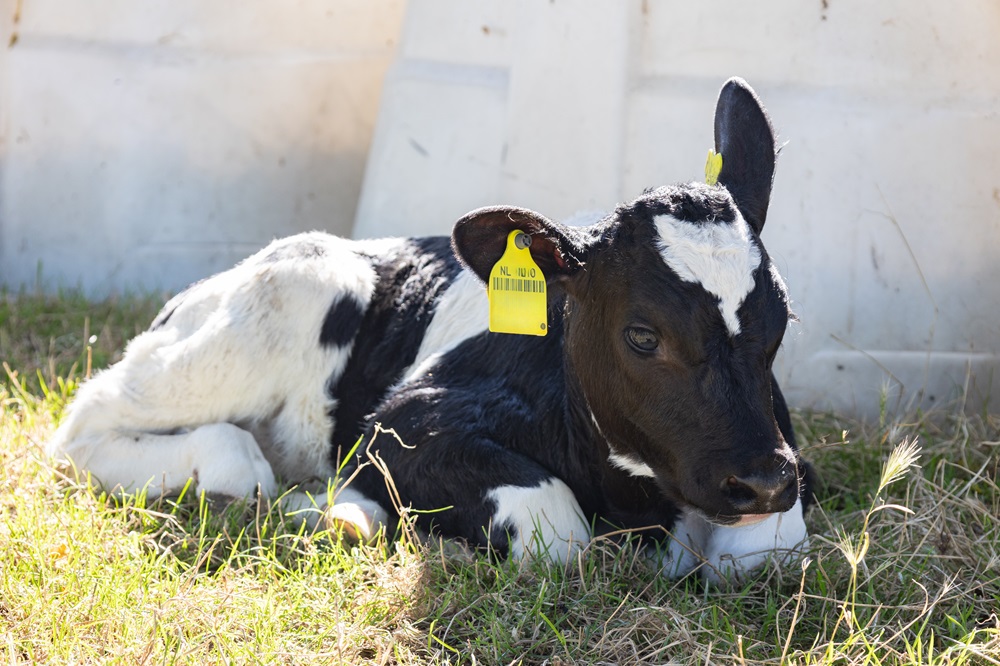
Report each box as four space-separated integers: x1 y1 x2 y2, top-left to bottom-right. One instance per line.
705 149 723 186
487 230 548 336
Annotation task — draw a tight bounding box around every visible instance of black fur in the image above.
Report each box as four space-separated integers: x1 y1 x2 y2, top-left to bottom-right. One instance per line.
328 237 464 454
319 295 366 348
629 184 737 225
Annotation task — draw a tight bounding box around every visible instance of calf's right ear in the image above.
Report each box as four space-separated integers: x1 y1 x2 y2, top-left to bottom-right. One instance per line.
451 206 588 285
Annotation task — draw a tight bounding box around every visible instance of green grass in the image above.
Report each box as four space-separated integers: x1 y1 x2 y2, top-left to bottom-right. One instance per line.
2 291 998 664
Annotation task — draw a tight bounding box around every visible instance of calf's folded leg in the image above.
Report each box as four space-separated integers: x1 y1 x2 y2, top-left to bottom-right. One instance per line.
51 423 277 499
353 433 591 564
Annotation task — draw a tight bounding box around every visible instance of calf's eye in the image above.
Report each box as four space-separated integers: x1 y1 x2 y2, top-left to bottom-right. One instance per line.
625 327 659 353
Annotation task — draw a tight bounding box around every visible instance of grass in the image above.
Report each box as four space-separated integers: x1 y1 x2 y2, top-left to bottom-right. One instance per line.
1 290 998 665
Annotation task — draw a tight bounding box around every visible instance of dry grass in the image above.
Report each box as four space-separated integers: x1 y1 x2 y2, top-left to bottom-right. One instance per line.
1 290 998 664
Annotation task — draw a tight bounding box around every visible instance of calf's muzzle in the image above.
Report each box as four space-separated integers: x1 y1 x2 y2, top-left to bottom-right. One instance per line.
721 465 798 516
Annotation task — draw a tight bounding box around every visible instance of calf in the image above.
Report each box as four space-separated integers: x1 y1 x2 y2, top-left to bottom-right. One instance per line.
48 78 813 581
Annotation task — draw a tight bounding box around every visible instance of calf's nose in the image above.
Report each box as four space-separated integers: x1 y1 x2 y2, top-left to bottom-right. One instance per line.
722 467 798 515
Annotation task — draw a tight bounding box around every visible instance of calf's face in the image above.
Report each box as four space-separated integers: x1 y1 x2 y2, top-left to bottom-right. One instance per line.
564 185 799 523
452 78 803 525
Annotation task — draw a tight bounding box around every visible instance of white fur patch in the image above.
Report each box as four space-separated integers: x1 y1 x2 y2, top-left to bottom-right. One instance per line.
487 479 590 563
658 507 714 578
47 231 384 495
703 497 807 582
654 213 762 336
660 497 808 582
607 452 656 479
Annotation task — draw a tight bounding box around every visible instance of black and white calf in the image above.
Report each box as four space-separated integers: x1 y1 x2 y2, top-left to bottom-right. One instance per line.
48 78 813 581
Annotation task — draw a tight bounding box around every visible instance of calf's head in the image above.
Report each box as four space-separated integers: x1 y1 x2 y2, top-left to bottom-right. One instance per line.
452 78 802 525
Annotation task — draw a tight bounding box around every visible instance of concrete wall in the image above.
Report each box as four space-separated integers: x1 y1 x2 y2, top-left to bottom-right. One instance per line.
0 0 405 293
2 0 998 417
355 0 1000 417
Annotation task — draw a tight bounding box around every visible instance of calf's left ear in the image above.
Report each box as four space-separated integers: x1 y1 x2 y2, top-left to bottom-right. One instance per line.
451 205 588 285
714 77 778 235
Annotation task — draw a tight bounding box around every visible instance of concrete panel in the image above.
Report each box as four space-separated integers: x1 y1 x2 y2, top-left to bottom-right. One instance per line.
0 0 405 294
637 0 1000 97
399 0 514 68
353 60 510 238
13 0 405 53
355 0 631 236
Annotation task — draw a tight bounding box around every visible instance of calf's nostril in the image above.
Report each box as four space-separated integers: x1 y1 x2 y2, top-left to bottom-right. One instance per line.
722 470 798 513
722 475 759 508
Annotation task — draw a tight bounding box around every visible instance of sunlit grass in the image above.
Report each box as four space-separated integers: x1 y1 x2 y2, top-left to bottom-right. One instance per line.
2 291 998 664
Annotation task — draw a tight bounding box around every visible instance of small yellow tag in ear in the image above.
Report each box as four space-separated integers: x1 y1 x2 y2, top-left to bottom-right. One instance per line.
705 149 723 186
487 230 548 336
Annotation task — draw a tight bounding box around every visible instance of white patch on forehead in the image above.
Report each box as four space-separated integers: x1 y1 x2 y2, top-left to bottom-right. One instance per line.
654 213 762 336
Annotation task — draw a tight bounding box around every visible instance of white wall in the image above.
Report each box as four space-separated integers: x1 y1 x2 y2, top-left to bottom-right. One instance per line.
355 0 1000 417
2 0 997 417
0 0 405 294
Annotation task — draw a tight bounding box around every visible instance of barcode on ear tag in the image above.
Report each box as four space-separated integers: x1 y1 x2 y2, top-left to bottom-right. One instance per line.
487 230 547 336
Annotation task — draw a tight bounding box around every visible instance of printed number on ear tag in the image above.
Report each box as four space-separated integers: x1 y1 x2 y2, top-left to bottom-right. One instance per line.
487 230 547 336
705 149 723 186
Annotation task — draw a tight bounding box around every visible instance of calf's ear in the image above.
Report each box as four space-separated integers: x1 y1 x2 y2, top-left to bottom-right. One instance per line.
714 77 777 234
451 206 588 285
